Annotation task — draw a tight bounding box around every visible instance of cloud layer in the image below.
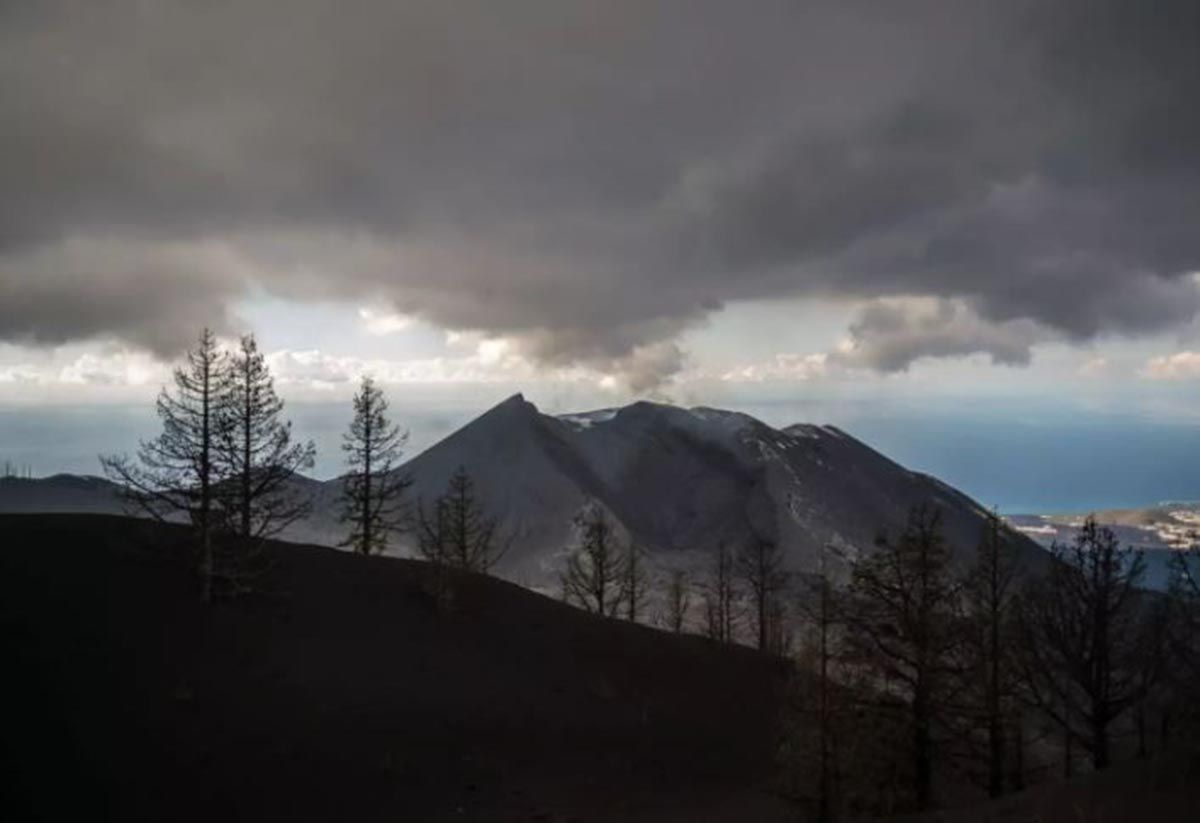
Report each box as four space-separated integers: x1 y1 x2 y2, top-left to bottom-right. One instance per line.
3 0 1199 384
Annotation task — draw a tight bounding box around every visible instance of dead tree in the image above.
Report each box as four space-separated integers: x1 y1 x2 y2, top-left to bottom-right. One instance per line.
1167 529 1200 679
218 333 315 552
416 465 508 574
661 568 691 633
1018 516 1151 771
1161 529 1200 741
738 536 787 652
962 510 1022 797
339 376 411 555
843 505 963 811
560 503 626 616
620 542 649 623
792 544 841 821
703 541 739 643
101 328 230 602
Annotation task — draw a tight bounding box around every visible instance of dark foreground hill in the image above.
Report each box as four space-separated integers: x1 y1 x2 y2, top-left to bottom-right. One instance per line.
5 515 1196 822
0 514 788 822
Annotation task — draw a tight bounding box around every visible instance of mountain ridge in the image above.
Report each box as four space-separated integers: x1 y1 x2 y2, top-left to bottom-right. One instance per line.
0 394 1045 584
363 394 1044 583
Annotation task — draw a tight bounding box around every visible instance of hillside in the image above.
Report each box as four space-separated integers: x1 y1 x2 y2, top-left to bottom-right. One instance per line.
372 395 1045 583
0 514 787 822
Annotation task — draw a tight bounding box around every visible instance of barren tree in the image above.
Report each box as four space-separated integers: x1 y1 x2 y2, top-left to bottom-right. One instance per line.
218 334 316 546
814 551 836 821
962 511 1022 797
416 465 508 574
1018 516 1152 771
560 503 626 616
843 505 963 811
416 494 451 565
620 542 649 623
703 541 739 643
792 544 841 821
1167 529 1200 680
101 328 230 601
661 568 691 633
738 536 787 652
339 376 411 555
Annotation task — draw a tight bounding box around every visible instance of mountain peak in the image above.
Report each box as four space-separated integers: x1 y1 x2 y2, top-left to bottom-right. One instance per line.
476 392 540 424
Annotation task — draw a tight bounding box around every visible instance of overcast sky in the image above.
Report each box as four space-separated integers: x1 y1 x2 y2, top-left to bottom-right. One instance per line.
2 1 1199 445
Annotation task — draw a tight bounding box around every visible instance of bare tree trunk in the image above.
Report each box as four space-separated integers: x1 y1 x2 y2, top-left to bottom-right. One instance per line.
1092 713 1109 771
200 349 213 603
1137 700 1147 759
914 682 933 810
240 372 252 538
1063 707 1073 779
1010 718 1025 791
817 554 833 822
361 410 372 555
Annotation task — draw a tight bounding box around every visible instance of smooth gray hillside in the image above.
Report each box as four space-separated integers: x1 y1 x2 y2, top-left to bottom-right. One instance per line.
355 394 1044 583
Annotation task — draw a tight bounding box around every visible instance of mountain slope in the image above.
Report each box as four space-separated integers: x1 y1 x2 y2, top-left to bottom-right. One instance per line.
376 395 1044 582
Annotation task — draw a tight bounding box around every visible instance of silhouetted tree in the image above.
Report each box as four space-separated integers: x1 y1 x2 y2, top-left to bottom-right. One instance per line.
620 542 649 623
101 328 229 601
843 505 963 811
661 568 691 633
790 544 841 821
2 460 33 478
218 334 316 546
784 541 919 820
416 495 451 564
1158 528 1200 745
1017 516 1151 771
703 541 739 643
561 503 626 616
339 376 410 555
961 511 1022 797
1167 529 1200 680
416 465 508 575
738 536 787 652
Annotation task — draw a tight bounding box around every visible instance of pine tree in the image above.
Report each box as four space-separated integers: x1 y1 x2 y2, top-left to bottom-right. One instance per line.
339 376 410 555
219 334 316 544
560 503 626 616
101 328 230 601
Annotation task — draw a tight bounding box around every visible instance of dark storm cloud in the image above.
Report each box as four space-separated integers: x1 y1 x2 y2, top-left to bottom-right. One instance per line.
2 0 1198 378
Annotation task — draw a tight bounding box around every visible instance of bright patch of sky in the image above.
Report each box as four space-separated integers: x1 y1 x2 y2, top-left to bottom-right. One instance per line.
2 295 1198 513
